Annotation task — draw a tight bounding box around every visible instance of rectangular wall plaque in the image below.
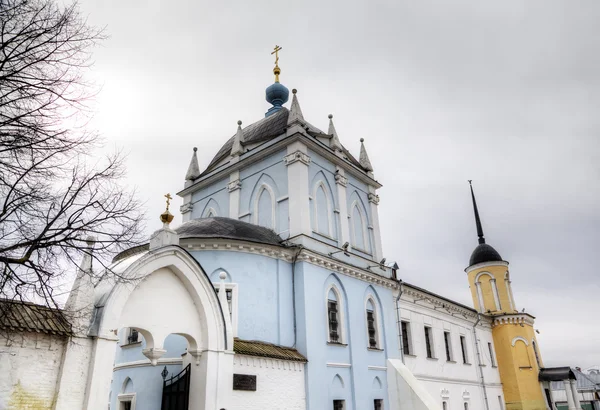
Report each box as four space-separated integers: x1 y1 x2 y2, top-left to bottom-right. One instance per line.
233 374 257 391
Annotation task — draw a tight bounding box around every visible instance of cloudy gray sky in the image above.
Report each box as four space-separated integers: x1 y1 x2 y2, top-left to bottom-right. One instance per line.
79 0 600 369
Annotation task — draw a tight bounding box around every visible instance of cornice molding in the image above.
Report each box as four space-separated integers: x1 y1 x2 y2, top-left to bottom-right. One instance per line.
284 150 311 166
179 237 397 289
465 260 509 274
227 179 242 192
368 193 380 205
491 313 535 328
402 286 481 321
334 173 348 187
180 202 193 214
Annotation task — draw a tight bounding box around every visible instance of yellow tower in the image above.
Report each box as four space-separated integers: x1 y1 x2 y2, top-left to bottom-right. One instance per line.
466 182 546 410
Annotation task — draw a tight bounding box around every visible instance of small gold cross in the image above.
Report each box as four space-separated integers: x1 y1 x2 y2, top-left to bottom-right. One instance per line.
164 193 172 211
271 45 282 66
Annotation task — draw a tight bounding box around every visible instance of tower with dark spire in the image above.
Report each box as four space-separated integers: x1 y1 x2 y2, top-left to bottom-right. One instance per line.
465 182 547 410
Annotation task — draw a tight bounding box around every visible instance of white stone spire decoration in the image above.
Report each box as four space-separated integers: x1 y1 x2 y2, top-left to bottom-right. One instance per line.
230 120 245 157
328 114 343 152
185 147 200 182
287 88 304 125
359 138 374 172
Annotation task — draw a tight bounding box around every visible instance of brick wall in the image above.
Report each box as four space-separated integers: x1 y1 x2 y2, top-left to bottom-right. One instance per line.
0 331 67 410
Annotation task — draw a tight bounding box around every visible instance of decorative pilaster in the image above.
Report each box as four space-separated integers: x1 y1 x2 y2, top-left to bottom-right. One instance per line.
476 282 485 313
228 171 241 219
335 167 350 247
564 380 577 410
286 142 311 238
490 278 501 311
180 198 193 222
570 379 582 410
368 186 383 262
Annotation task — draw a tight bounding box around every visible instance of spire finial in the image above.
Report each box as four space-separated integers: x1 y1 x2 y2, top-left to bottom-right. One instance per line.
271 45 282 83
288 88 304 125
231 120 245 156
468 180 486 244
359 138 374 172
328 114 343 152
185 147 200 182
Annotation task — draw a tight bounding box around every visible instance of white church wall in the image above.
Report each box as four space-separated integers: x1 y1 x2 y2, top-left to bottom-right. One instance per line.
398 290 505 410
229 354 305 410
0 331 66 409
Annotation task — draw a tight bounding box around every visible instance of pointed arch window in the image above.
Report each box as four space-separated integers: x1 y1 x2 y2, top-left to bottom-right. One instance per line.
366 298 380 349
350 202 368 252
313 182 333 237
327 287 345 344
255 184 275 230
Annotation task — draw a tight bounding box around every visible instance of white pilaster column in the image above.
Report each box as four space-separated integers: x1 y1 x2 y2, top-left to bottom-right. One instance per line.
564 380 577 410
335 167 350 247
285 142 311 238
570 379 582 409
228 170 241 219
476 282 485 313
180 194 193 222
507 280 517 312
368 187 383 262
490 278 501 311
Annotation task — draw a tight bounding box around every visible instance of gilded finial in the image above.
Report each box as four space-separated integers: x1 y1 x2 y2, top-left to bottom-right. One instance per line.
160 193 174 224
271 45 282 83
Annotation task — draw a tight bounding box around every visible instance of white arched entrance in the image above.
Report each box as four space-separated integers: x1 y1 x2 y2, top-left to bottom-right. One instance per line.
84 246 234 410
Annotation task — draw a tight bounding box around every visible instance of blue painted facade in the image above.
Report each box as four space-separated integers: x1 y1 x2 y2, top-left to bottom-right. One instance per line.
108 84 396 410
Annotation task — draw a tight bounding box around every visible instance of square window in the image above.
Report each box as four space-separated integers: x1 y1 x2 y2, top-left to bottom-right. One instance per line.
333 399 345 410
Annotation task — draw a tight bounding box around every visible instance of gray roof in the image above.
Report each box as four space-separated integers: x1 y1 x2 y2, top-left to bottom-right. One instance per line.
0 298 72 336
200 107 366 177
540 367 577 381
176 217 284 246
469 243 503 266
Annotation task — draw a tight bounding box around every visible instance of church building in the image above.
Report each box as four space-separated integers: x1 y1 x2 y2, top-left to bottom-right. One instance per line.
0 49 592 410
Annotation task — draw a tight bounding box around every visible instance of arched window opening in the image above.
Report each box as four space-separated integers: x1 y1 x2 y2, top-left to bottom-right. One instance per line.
366 299 378 349
327 288 341 344
475 272 498 313
514 340 531 368
206 209 216 218
256 186 274 229
315 183 331 237
532 341 541 368
351 204 367 251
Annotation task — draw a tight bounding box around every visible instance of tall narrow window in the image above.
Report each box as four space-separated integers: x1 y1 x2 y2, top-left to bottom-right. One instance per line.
499 395 505 410
488 342 496 367
366 299 378 349
315 184 331 237
351 205 366 251
460 335 469 364
444 331 452 361
127 328 139 344
257 187 274 229
532 341 541 368
442 402 448 410
424 326 434 358
374 399 383 410
333 400 345 410
464 402 469 410
401 321 411 355
328 299 340 343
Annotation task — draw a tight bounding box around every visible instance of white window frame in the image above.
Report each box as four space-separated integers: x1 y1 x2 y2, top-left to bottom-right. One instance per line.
117 393 136 410
213 282 239 337
424 325 436 359
365 297 381 350
401 320 413 356
326 285 346 344
253 183 276 230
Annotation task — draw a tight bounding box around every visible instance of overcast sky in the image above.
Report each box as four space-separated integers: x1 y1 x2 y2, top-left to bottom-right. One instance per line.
78 0 600 369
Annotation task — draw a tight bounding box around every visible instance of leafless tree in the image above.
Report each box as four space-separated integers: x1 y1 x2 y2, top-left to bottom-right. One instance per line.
0 0 144 306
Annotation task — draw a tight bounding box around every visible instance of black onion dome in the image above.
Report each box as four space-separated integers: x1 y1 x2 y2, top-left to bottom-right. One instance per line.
469 243 503 266
176 217 283 246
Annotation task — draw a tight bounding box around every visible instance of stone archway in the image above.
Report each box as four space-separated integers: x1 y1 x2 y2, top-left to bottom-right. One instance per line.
84 246 234 410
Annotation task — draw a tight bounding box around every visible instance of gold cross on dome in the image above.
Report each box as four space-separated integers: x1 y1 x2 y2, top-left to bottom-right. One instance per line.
164 193 172 211
271 45 282 66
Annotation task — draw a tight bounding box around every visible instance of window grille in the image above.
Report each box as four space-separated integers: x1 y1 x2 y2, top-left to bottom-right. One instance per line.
460 335 468 364
333 399 344 410
424 326 433 358
401 321 411 355
444 331 452 361
127 328 139 344
488 342 496 366
367 309 377 348
374 399 383 410
328 300 340 343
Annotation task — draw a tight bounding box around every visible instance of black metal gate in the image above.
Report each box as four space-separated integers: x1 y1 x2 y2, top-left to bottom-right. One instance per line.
161 364 191 410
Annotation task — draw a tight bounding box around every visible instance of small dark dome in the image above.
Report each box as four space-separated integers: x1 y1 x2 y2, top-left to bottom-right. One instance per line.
176 217 283 246
469 243 503 266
